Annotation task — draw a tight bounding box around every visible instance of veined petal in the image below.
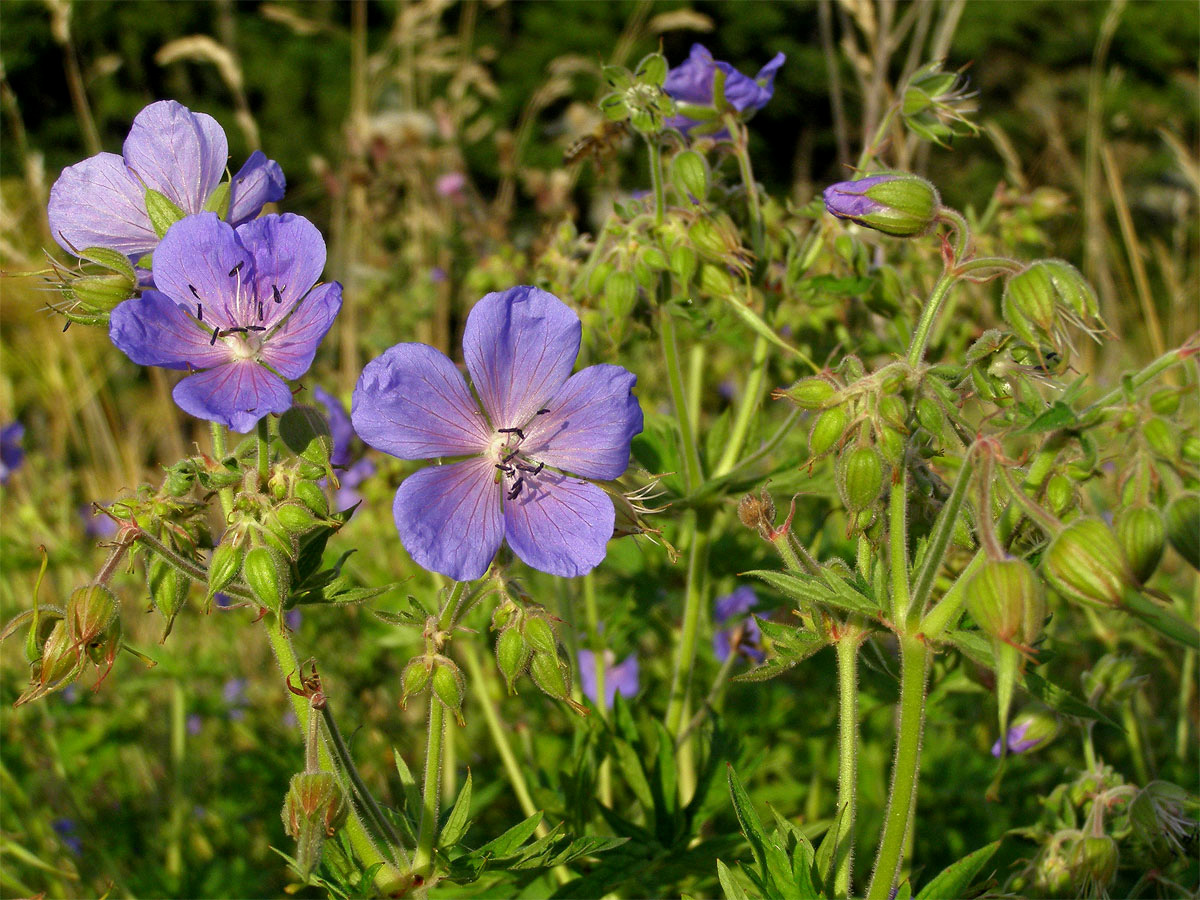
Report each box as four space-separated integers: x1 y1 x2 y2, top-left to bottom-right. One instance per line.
123 100 228 214
109 289 231 370
237 213 326 325
664 44 717 104
227 151 286 226
352 343 491 459
313 385 355 467
172 360 292 433
151 213 253 330
521 364 642 480
503 473 614 577
48 153 157 259
393 458 503 582
462 286 580 430
260 282 341 379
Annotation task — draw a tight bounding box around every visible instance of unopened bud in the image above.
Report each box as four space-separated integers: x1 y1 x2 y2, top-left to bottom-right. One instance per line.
603 272 638 319
66 584 119 648
529 650 585 715
671 150 709 204
292 481 330 518
148 556 189 639
808 406 848 457
431 656 466 726
521 615 558 658
273 500 323 535
967 557 1045 646
1002 259 1101 353
399 656 432 708
243 546 290 613
779 377 836 410
838 446 884 511
1165 493 1199 571
822 172 939 237
1071 836 1118 893
1115 504 1166 583
1042 518 1131 607
992 710 1059 756
207 543 244 602
495 626 528 694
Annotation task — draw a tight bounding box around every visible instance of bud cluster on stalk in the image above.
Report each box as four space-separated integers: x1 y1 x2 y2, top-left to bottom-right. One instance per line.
491 595 586 716
47 246 139 328
1000 259 1105 366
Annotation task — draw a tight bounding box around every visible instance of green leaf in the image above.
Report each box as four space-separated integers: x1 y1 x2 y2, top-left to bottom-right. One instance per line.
613 737 655 811
914 839 1001 899
204 180 231 218
727 765 772 883
744 570 878 618
392 749 421 820
812 802 847 896
718 860 754 900
144 188 185 238
438 772 473 849
1020 401 1077 434
475 811 543 858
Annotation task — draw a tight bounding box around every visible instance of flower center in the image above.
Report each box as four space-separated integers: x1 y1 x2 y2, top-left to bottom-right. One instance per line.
489 427 544 502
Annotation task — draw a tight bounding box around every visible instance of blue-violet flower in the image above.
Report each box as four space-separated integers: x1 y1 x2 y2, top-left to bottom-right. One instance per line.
352 286 644 581
578 649 639 707
713 585 765 663
664 43 785 134
0 422 25 484
48 100 284 264
313 385 376 512
108 212 342 432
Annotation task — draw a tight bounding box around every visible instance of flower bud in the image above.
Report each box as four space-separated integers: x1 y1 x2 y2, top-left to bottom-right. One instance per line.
1045 474 1075 517
1115 504 1166 583
838 446 884 511
1042 518 1131 607
399 656 432 709
967 557 1045 646
1070 836 1118 894
164 462 196 498
1182 435 1200 466
432 656 466 726
243 546 290 614
603 272 638 320
273 500 323 536
991 710 1059 756
521 615 558 658
495 626 528 694
1165 493 1199 571
671 150 709 204
292 481 330 518
529 650 585 715
779 377 836 410
279 405 333 468
1143 417 1175 460
1001 259 1101 355
668 244 698 284
1148 388 1181 416
283 771 343 836
808 406 848 457
207 543 244 603
148 556 189 639
69 272 137 313
822 173 940 237
66 584 119 649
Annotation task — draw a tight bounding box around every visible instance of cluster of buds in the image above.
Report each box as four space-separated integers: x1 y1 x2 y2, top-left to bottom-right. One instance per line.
1001 259 1105 365
900 61 980 146
46 246 139 328
400 651 466 726
491 594 586 716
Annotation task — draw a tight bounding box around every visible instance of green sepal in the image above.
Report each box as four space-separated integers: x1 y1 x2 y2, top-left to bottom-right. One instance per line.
145 188 186 238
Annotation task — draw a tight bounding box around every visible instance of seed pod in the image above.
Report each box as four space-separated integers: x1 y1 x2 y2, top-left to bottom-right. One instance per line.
671 149 709 204
243 546 290 614
292 481 330 518
699 264 735 299
1165 493 1200 571
839 446 884 511
30 620 84 695
1182 435 1200 466
1045 473 1075 517
779 377 836 410
966 557 1045 645
399 657 432 708
495 626 528 694
1114 504 1166 583
1148 388 1181 416
207 543 244 601
1041 518 1131 607
668 244 697 284
876 426 904 467
148 556 189 638
432 657 466 725
529 650 571 701
1143 417 1176 460
808 406 848 457
878 395 906 428
603 272 638 320
522 615 558 657
66 584 119 648
279 405 333 467
688 219 726 261
274 500 322 535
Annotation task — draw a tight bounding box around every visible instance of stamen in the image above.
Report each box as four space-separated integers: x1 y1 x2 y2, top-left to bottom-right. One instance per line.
257 300 264 321
508 478 524 500
210 326 220 345
188 284 201 300
517 461 544 475
228 261 244 277
498 427 525 440
196 304 203 321
247 325 266 332
272 284 283 304
227 326 248 334
537 408 551 415
62 321 71 332
501 450 519 464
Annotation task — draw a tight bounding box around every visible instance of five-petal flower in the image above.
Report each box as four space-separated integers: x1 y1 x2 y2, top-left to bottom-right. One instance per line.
578 649 640 707
108 212 342 432
351 286 644 581
48 100 285 265
664 43 785 134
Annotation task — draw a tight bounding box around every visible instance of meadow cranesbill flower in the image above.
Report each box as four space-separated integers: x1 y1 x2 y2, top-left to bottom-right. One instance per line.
352 286 643 581
313 386 376 511
48 100 284 264
713 585 765 663
991 711 1058 757
108 212 342 432
0 422 25 484
578 649 639 707
664 43 785 134
822 172 939 237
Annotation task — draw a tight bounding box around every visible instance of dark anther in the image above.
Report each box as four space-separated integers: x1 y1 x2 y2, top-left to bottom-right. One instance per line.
508 478 524 500
537 408 551 415
210 326 221 345
62 321 71 332
517 461 544 475
196 303 203 321
188 284 201 300
228 261 244 277
498 427 525 440
257 300 264 321
272 284 283 304
502 449 519 464
495 463 515 476
247 325 266 332
228 326 248 334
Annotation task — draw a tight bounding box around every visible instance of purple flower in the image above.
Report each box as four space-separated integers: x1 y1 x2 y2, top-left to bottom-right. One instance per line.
285 608 302 631
81 503 119 539
821 173 939 237
578 649 639 707
664 44 785 134
108 212 341 432
313 385 377 511
0 422 24 484
352 286 643 581
435 172 467 199
48 100 284 265
991 712 1058 757
186 713 203 736
713 585 765 663
52 818 82 856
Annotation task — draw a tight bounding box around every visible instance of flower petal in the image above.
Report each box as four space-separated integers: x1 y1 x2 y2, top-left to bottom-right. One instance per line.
313 385 355 467
393 458 504 582
521 364 643 480
236 213 327 322
123 100 228 214
503 472 614 577
109 289 231 370
352 343 491 460
260 282 341 379
664 44 716 104
172 360 292 433
227 151 286 226
151 213 253 329
714 585 758 623
47 153 157 259
462 286 580 429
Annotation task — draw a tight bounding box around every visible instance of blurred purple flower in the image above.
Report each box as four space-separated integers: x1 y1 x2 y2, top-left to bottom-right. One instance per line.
285 608 302 631
578 648 639 707
52 818 82 856
80 503 119 539
713 585 765 663
664 44 785 134
435 172 467 199
352 286 643 581
108 213 341 432
222 677 248 722
1 422 25 484
48 100 284 265
214 592 233 608
313 385 377 511
187 713 203 736
430 266 448 284
991 713 1058 757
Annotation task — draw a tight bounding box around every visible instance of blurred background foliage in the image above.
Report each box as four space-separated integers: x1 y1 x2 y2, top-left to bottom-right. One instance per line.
1 1 1197 898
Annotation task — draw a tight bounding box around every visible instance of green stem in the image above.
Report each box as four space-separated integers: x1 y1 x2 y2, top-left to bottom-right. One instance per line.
664 511 710 737
834 632 861 897
866 636 931 900
1179 648 1195 762
905 270 957 368
1085 341 1195 413
730 119 764 256
582 573 612 806
921 549 984 641
998 466 1062 535
659 305 704 491
133 530 255 602
256 417 270 483
912 454 976 625
714 333 770 477
647 138 665 228
889 469 912 626
210 422 233 519
936 207 971 266
166 679 186 890
953 255 1023 276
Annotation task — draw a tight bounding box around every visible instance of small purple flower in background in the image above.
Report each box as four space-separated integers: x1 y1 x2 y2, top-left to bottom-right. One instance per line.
352 286 643 581
48 100 284 265
430 266 448 284
186 713 203 736
313 385 376 512
664 44 785 134
80 503 119 539
52 818 82 856
1 422 25 484
214 592 233 609
223 677 248 721
108 212 341 432
285 608 302 631
713 585 766 663
578 648 639 707
435 172 467 200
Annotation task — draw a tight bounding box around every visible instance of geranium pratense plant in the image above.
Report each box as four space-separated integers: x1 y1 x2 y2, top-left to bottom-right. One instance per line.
351 285 643 580
664 43 785 135
109 212 342 432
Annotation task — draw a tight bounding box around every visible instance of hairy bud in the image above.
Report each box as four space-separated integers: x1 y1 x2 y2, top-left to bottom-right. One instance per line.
822 172 940 237
1042 518 1131 608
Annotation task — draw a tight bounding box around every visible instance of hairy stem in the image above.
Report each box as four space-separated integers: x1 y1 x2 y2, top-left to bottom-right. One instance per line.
714 333 770 478
664 511 711 738
889 468 912 625
256 417 270 483
659 305 704 491
647 138 665 228
834 631 861 897
210 423 234 519
905 270 957 368
583 572 613 806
